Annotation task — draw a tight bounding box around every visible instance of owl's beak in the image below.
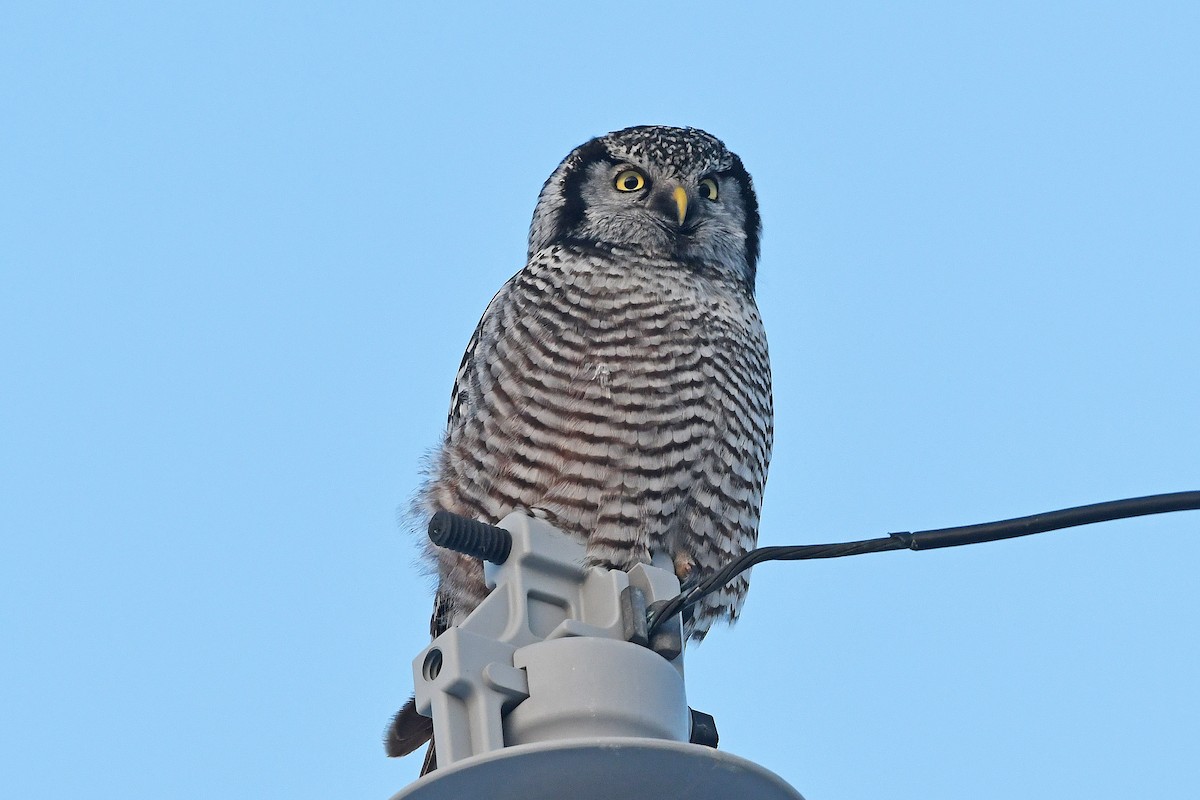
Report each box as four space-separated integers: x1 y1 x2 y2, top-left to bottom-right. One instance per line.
672 186 689 226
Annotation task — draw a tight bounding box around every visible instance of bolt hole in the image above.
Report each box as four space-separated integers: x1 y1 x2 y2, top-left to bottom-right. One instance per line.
422 648 443 681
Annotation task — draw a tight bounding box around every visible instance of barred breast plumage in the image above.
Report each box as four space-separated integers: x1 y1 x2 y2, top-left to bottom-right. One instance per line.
387 125 773 768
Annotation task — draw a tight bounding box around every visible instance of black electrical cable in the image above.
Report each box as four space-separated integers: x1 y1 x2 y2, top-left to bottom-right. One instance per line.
647 491 1200 634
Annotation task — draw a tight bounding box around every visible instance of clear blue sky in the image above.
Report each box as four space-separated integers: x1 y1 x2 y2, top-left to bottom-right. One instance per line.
3 3 1198 799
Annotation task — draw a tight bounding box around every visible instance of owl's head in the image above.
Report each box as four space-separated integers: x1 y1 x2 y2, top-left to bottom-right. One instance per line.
528 126 761 289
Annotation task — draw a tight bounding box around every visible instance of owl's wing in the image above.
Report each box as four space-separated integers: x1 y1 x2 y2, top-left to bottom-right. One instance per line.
445 270 521 428
386 262 537 769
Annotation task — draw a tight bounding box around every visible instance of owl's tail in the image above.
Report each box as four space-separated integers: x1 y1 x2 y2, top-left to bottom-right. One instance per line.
385 696 437 774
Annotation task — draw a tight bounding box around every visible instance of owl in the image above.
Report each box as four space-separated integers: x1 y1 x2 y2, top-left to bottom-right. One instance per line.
386 125 773 770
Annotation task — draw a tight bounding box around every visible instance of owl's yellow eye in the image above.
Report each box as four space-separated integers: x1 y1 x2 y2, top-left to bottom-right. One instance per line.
699 177 719 201
614 169 646 192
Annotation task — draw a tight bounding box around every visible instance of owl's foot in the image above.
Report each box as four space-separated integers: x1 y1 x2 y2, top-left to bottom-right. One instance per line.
673 552 698 586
